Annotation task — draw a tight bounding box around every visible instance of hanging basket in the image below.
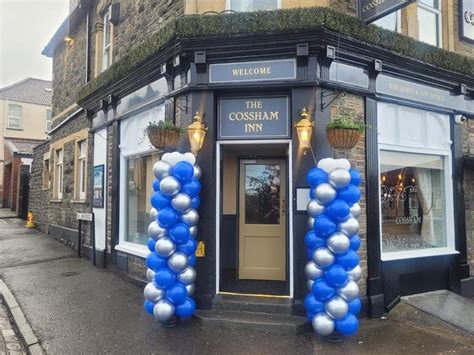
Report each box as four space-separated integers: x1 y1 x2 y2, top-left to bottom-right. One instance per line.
326 128 362 149
147 127 180 150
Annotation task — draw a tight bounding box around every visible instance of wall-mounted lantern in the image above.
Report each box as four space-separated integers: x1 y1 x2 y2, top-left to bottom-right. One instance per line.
295 108 314 154
187 112 208 155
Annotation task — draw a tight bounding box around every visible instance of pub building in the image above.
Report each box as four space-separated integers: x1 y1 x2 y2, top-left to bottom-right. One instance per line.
39 4 474 325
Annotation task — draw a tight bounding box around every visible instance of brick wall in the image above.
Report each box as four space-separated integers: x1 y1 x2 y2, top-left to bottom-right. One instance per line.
30 142 50 232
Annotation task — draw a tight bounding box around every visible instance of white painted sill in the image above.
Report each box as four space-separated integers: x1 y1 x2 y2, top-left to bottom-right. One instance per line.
115 242 148 259
381 248 459 261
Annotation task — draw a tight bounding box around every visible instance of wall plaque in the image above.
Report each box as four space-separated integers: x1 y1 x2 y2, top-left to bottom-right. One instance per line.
460 0 474 42
358 0 415 24
218 96 290 140
210 59 296 83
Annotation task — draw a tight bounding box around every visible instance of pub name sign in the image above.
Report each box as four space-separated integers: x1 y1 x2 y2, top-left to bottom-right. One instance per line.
358 0 415 23
460 0 474 42
218 96 290 140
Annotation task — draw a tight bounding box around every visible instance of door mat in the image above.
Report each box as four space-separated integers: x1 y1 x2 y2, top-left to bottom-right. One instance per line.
403 290 474 333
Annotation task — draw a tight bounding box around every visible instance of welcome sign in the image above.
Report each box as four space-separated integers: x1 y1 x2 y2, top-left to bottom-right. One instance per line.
358 0 415 23
210 59 296 83
218 96 290 139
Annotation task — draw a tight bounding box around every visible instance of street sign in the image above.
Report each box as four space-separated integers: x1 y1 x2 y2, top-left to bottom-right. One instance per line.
358 0 415 24
77 213 93 221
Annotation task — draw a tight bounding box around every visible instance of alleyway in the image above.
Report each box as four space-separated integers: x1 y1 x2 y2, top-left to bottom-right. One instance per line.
0 213 473 354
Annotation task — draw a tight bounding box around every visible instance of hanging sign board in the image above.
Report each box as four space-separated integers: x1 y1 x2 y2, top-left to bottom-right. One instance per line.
218 96 290 140
460 0 474 42
358 0 415 24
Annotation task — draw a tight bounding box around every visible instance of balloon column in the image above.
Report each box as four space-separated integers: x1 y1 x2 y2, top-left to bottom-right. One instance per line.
144 152 200 325
304 158 362 337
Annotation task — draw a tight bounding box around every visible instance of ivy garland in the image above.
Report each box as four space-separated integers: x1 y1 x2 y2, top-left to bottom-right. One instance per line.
77 7 474 103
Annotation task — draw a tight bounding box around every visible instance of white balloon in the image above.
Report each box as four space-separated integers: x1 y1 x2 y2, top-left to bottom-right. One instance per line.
337 280 359 301
307 199 326 217
189 225 198 238
153 160 171 180
312 313 335 336
153 300 175 322
327 232 350 254
186 283 195 296
350 203 361 218
338 217 359 237
193 165 202 180
328 168 351 189
325 296 349 320
146 269 156 282
148 221 167 240
155 237 176 257
313 247 335 269
160 176 181 197
168 252 188 273
314 183 337 205
178 267 197 285
348 265 362 282
308 217 315 230
150 208 158 221
181 208 199 226
317 158 336 173
144 282 164 303
334 158 351 172
162 152 196 167
305 261 324 280
171 193 192 213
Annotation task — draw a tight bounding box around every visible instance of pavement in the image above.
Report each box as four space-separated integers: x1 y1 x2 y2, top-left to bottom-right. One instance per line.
0 303 26 354
0 211 474 354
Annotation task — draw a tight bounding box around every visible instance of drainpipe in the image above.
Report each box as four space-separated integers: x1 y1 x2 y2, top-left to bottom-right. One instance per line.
85 8 90 83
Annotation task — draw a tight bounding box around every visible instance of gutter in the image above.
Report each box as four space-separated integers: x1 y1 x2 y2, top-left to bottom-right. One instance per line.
48 107 84 135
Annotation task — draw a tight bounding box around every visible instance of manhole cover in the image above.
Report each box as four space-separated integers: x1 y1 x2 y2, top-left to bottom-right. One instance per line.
60 271 79 277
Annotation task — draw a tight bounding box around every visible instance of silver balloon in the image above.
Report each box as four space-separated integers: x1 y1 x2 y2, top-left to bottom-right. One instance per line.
307 279 314 292
189 225 198 238
181 208 199 226
348 265 362 282
155 237 176 257
153 161 171 180
186 283 195 296
350 203 361 218
314 183 337 205
324 296 349 320
337 280 359 301
148 221 167 240
305 261 324 280
338 217 359 237
146 268 156 282
307 199 326 218
312 312 335 336
153 299 175 322
178 267 196 285
150 208 158 221
308 217 315 230
326 232 350 254
159 176 181 197
168 252 188 273
193 165 202 180
328 168 351 190
313 247 335 269
171 193 192 213
144 282 164 303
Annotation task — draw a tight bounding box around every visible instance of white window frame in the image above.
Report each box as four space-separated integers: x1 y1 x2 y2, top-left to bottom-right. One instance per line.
46 109 52 132
102 6 112 72
78 140 87 200
417 0 443 47
7 104 22 129
225 0 282 12
56 149 63 199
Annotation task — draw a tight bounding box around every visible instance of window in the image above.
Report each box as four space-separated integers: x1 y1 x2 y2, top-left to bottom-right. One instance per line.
228 0 280 12
56 149 63 199
42 157 50 190
77 140 87 200
102 6 112 71
46 109 52 132
373 11 401 32
417 0 442 47
8 104 22 129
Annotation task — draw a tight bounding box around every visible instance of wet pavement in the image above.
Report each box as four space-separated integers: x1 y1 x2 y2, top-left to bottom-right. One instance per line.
1 214 474 354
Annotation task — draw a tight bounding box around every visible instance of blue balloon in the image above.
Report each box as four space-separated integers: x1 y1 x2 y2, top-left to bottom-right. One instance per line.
350 235 361 251
307 168 328 188
154 267 176 289
324 264 348 288
326 199 350 222
336 250 359 270
191 196 200 209
153 179 161 192
348 298 361 315
304 293 325 314
177 238 197 256
304 230 326 250
172 161 195 183
310 188 315 199
146 253 167 271
313 215 337 238
307 248 316 261
312 279 336 302
188 254 196 267
147 238 156 253
338 185 361 206
307 311 315 322
144 300 155 315
182 179 201 197
157 207 179 228
166 282 187 305
336 314 359 336
349 169 361 186
150 192 170 210
169 223 191 244
176 297 196 319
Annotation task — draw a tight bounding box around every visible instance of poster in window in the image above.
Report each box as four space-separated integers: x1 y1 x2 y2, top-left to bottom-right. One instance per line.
93 165 104 208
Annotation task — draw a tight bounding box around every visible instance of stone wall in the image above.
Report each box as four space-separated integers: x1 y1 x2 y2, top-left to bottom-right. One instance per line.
29 141 50 232
463 119 474 276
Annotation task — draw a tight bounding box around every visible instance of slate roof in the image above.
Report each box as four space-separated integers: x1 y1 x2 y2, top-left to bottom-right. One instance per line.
0 78 52 106
4 138 47 156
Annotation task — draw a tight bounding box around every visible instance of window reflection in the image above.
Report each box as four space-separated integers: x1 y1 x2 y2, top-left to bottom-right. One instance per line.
116 77 168 115
230 0 279 12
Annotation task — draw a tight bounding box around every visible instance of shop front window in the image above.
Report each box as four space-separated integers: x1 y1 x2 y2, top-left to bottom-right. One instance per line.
380 151 447 253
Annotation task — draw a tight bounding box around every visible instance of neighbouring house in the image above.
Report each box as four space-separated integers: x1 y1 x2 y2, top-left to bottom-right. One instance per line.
0 78 52 214
30 0 474 328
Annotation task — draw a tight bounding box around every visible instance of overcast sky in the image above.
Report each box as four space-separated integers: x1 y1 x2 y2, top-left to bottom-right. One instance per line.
0 0 69 87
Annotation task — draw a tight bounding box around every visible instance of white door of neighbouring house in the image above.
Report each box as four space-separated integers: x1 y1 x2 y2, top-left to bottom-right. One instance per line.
93 129 107 257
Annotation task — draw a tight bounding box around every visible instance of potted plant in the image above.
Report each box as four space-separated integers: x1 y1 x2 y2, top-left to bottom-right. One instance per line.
326 117 364 149
145 120 184 150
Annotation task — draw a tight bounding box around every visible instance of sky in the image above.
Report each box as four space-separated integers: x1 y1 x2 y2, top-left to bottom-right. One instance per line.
0 0 69 87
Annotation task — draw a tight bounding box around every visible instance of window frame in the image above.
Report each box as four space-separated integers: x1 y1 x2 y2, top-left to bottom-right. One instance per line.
373 10 402 33
42 155 50 190
46 109 52 133
225 0 282 12
55 149 63 199
76 139 87 200
7 104 22 129
102 5 112 72
417 0 443 47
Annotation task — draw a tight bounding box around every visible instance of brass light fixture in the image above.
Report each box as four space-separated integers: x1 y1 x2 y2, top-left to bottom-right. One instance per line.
295 107 314 154
187 112 208 155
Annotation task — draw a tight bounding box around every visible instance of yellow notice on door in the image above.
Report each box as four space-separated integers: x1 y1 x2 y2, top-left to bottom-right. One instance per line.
196 241 205 257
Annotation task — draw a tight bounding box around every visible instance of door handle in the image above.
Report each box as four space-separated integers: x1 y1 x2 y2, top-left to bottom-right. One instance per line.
281 199 285 214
